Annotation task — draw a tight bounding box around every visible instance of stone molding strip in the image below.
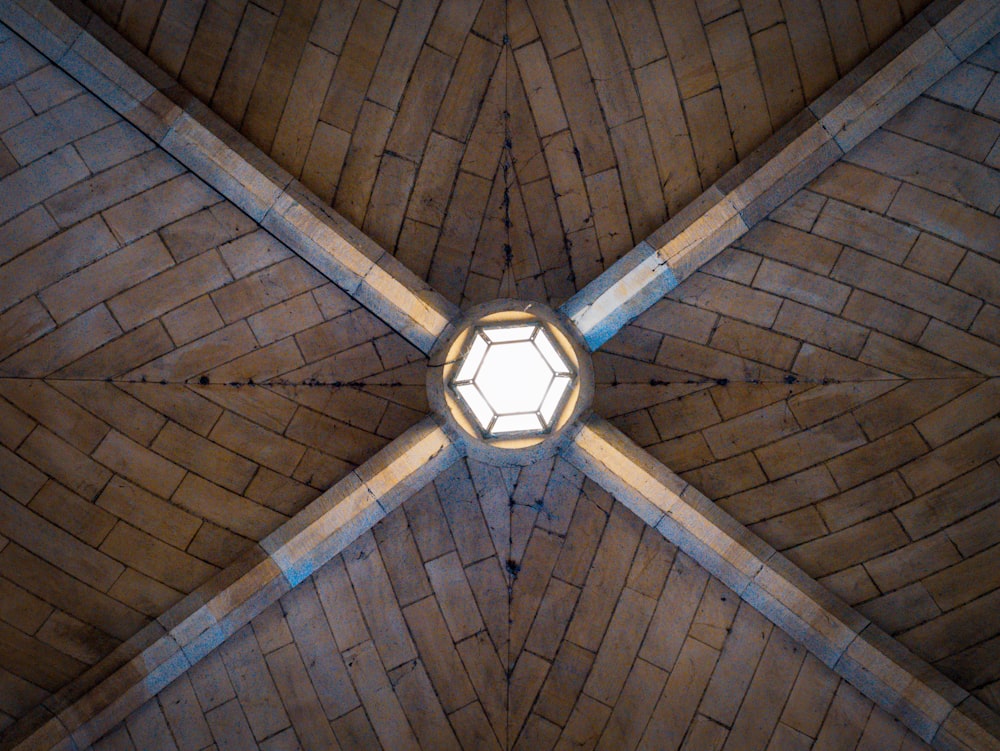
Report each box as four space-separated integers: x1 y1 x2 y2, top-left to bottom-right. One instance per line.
561 0 1000 351
0 419 461 751
0 0 459 355
564 415 1000 751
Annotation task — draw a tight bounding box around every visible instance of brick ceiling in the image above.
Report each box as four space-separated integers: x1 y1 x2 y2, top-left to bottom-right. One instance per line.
1 0 999 749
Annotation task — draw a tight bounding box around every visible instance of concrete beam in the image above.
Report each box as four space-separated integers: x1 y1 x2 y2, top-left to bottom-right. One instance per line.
563 415 1000 750
0 418 461 751
0 0 459 355
560 0 1000 351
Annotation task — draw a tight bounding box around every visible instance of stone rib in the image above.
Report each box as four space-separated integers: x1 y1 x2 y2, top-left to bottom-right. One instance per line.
0 0 459 355
0 418 461 751
560 0 1000 351
563 414 1000 751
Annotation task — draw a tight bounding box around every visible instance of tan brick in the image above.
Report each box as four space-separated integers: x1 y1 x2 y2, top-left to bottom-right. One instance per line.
809 161 900 214
131 321 260 383
685 87 737 186
771 190 826 232
217 624 289 741
118 382 222 436
641 637 720 748
611 118 669 238
0 204 58 268
773 300 869 358
0 146 89 226
919 319 1000 376
673 273 783 328
738 220 841 275
3 94 116 165
161 295 225 347
36 610 118 665
857 582 941 635
755 413 867 480
0 575 52 635
0 379 108 454
895 461 1000 541
19 425 112 502
271 44 337 176
0 543 145 641
785 514 908 578
29 479 116 548
43 150 184 230
0 216 118 311
108 249 232 331
96 476 202 550
901 417 1000 495
888 183 1000 262
41 234 176 325
514 42 566 139
903 232 966 282
924 544 1000 612
888 95 1000 162
842 290 929 343
719 465 838 525
751 505 828 550
0 489 123 592
74 121 154 174
704 402 802 461
102 174 220 245
266 643 339 750
864 531 962 593
172 473 284 540
834 248 982 329
814 198 919 264
93 429 185 499
709 316 801 370
707 12 771 159
817 472 912 532
684 450 769 498
187 521 251 568
819 565 879 606
827 426 928 491
211 257 324 324
754 23 805 131
554 48 617 178
152 421 257 493
852 130 1000 214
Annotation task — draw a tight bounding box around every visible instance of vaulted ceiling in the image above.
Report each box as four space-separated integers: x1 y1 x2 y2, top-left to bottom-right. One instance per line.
1 0 999 749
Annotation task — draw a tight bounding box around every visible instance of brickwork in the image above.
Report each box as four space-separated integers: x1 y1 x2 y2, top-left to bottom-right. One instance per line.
79 0 931 309
0 32 425 727
599 65 1000 715
77 463 934 751
3 0 1000 747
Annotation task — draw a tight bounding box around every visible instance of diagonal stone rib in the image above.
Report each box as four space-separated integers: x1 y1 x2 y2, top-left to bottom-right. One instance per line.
560 0 1000 352
0 0 459 355
563 415 1000 751
0 418 462 751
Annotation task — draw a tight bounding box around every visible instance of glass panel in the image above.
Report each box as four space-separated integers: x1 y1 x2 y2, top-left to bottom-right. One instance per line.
540 375 572 425
535 330 571 374
483 324 537 343
492 413 543 434
455 383 494 430
475 342 551 414
454 331 488 382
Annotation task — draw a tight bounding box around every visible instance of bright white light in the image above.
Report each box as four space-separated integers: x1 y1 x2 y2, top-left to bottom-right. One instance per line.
450 323 575 437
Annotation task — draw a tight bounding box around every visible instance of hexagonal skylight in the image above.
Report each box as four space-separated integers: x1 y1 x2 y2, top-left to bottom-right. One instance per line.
450 323 576 437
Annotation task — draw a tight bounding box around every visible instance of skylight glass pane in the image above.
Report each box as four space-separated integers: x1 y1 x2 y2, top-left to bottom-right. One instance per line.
483 324 537 343
492 413 543 434
535 330 571 374
454 332 488 382
540 375 572 425
455 383 494 430
476 342 551 414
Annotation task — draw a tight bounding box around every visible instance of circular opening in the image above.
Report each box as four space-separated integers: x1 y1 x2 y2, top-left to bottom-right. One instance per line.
427 301 594 465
